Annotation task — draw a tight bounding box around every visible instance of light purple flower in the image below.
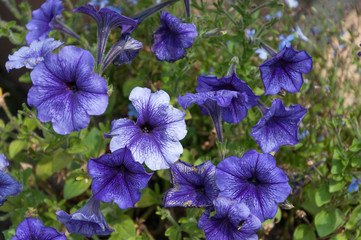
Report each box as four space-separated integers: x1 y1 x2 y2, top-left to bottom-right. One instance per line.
6 38 63 72
198 197 262 240
88 0 109 8
27 46 109 135
285 0 299 8
273 11 283 19
255 48 268 60
88 147 153 209
294 26 309 42
73 4 138 66
11 217 66 240
259 46 312 95
56 197 114 237
106 87 187 171
265 14 272 21
250 99 307 153
163 160 219 208
0 154 9 172
348 177 361 193
25 0 64 45
278 34 294 50
151 11 198 62
246 29 255 40
215 150 292 221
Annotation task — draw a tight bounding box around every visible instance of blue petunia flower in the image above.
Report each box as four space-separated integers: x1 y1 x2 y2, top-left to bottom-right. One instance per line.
246 29 255 40
0 154 9 172
106 87 187 171
88 0 109 8
215 150 292 222
278 34 294 50
285 0 298 8
25 0 64 45
259 46 312 95
198 197 262 240
348 177 361 193
27 46 109 135
6 38 63 72
102 34 143 70
294 26 309 42
73 4 138 66
88 147 153 209
56 197 113 237
151 11 198 62
163 160 219 208
0 155 22 207
255 48 269 60
11 217 66 240
250 99 307 153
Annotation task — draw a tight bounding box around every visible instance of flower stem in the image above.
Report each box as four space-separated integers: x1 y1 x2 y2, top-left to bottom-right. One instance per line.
260 42 277 57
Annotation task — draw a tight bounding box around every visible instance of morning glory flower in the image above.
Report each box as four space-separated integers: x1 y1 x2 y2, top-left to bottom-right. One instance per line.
88 147 153 209
27 46 109 135
11 217 66 240
278 34 294 50
106 87 187 171
151 11 198 62
255 48 269 60
88 0 109 8
348 177 361 193
216 150 292 221
73 4 138 66
246 29 255 40
0 154 9 172
102 34 143 70
5 38 63 72
259 46 313 95
294 26 309 42
0 155 22 207
56 197 114 237
26 0 79 45
285 0 298 8
250 99 307 153
198 197 262 240
195 72 259 124
163 160 219 208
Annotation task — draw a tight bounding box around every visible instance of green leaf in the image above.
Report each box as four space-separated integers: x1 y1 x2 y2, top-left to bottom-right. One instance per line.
165 225 182 240
315 209 344 237
135 187 158 208
346 205 361 230
63 178 91 200
331 233 349 240
315 184 332 207
329 180 346 193
36 158 53 181
293 224 316 240
350 138 361 152
109 215 137 240
9 140 26 158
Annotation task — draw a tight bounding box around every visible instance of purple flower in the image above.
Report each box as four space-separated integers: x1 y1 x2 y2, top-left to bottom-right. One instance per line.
106 87 187 171
250 99 307 153
56 197 114 237
102 34 143 70
246 29 255 40
27 46 109 135
73 4 138 66
196 73 259 124
6 38 63 72
163 160 219 208
348 177 361 193
0 153 9 172
215 150 292 221
198 197 262 240
25 0 64 45
259 46 312 95
0 155 22 207
11 217 66 240
151 11 197 62
265 14 272 21
88 147 153 209
278 34 294 50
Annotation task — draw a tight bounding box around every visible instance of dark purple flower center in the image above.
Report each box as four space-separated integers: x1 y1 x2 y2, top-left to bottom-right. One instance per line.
141 124 153 133
66 82 78 92
248 175 260 186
